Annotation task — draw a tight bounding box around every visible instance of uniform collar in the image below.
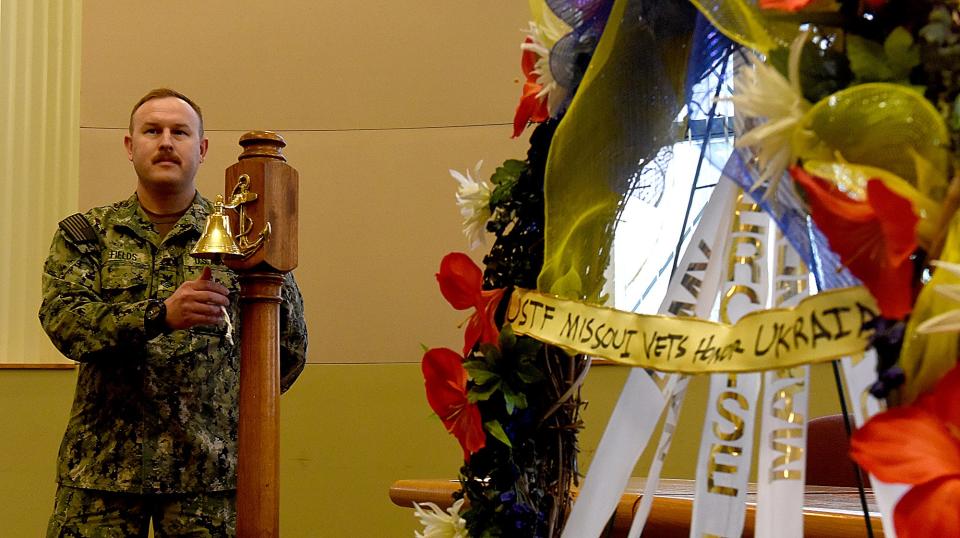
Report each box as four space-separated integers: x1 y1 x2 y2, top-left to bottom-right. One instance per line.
113 192 212 245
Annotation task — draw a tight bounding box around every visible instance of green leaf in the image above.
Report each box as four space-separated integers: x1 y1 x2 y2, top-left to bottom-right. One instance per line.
462 359 490 371
513 334 543 358
484 420 512 448
847 35 893 82
490 159 527 185
847 27 918 84
884 27 920 77
488 159 527 207
498 324 517 350
466 367 500 385
467 380 501 402
501 384 528 413
515 362 544 384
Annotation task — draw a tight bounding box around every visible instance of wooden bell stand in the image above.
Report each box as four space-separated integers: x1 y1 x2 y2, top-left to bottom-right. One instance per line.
223 131 299 537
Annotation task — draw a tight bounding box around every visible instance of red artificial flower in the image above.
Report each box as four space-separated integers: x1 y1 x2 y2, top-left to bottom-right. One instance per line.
422 347 486 460
758 0 814 11
436 252 505 356
791 166 918 319
759 0 886 12
850 363 960 538
512 37 550 138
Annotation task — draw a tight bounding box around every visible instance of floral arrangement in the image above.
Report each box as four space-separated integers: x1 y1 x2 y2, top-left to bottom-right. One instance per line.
419 121 589 537
413 3 616 536
718 0 960 535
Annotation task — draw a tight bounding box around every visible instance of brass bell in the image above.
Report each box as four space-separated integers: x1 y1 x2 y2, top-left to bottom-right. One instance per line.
192 195 242 259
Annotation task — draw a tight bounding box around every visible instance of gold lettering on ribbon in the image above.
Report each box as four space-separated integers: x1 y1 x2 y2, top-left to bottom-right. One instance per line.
770 428 804 481
768 369 806 481
729 197 763 235
707 192 764 498
727 236 763 284
712 390 747 441
707 444 743 496
721 284 761 319
765 235 809 484
776 242 808 305
668 240 713 317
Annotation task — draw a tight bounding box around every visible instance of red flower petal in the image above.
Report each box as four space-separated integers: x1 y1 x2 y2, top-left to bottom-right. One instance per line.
422 347 469 415
917 363 960 435
791 167 917 319
758 0 814 11
513 83 548 138
893 477 960 538
868 179 919 267
851 405 960 485
512 38 549 138
461 288 505 355
437 252 483 310
421 347 486 459
449 399 486 457
521 38 538 78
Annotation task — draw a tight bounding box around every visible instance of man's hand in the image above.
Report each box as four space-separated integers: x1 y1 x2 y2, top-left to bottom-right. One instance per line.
164 266 230 330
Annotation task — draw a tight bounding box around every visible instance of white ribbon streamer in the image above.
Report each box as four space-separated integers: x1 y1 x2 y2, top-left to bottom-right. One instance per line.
691 189 771 538
561 178 739 538
754 234 810 538
840 351 908 538
625 179 741 537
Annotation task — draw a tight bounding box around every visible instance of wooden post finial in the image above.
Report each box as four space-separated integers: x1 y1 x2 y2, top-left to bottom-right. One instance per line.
239 130 287 162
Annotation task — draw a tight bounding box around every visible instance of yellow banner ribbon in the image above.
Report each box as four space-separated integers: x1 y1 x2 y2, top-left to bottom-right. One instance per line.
506 287 878 373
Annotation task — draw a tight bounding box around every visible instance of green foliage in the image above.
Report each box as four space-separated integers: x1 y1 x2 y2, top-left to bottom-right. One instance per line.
483 420 512 448
489 160 528 208
847 27 920 84
465 326 544 415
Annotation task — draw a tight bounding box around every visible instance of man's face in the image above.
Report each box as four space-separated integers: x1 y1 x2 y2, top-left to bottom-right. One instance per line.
124 96 208 195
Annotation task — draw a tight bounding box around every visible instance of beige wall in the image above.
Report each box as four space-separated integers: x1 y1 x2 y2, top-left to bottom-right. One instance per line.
80 1 531 364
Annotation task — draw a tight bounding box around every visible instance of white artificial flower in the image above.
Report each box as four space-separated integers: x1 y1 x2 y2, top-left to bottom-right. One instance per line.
917 261 960 333
731 30 811 199
450 161 492 250
413 498 468 538
521 21 568 116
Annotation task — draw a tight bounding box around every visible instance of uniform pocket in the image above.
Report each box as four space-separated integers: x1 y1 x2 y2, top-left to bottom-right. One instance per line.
99 262 149 303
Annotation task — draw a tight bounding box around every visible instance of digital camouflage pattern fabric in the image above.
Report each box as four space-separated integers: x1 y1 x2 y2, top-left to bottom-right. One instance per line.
46 484 235 537
40 193 307 494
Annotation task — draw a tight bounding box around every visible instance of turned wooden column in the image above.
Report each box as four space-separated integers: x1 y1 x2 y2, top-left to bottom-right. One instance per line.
223 131 299 538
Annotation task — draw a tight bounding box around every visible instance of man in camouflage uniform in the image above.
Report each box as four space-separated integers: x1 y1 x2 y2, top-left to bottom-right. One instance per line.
41 88 308 537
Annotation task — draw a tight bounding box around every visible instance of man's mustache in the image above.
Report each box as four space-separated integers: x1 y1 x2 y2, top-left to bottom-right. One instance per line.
152 153 181 165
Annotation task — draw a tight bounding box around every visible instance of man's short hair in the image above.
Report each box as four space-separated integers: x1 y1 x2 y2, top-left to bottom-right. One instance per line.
129 88 204 136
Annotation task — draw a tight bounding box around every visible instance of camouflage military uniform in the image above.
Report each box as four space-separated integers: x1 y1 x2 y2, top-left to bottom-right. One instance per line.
40 193 307 534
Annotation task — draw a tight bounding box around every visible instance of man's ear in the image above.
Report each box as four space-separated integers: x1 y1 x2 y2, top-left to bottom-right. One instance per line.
124 135 134 161
199 137 209 163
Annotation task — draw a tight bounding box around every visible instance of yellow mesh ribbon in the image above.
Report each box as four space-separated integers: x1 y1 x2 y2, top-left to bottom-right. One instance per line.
898 215 960 404
537 0 691 302
793 83 950 201
688 0 798 54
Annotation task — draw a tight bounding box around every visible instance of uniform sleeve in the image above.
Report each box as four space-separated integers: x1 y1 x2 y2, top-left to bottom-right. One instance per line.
39 227 148 362
278 271 308 393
